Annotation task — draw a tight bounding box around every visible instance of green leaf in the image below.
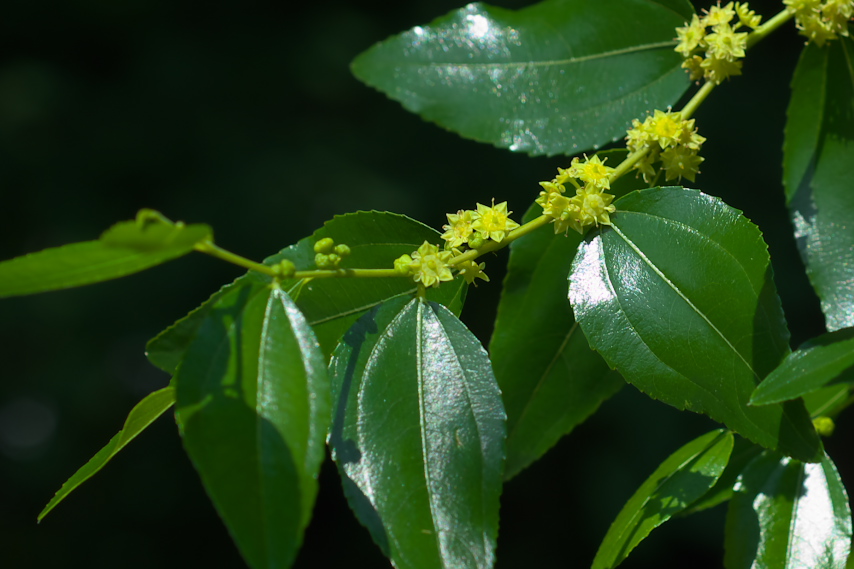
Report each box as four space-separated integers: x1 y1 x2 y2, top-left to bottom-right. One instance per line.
0 209 211 298
263 212 468 356
329 297 505 569
783 38 854 331
175 282 330 569
751 328 854 406
146 276 251 374
592 429 733 569
146 211 467 374
38 386 175 522
569 187 822 462
352 0 693 157
681 436 763 516
724 451 852 569
803 384 851 419
490 201 622 480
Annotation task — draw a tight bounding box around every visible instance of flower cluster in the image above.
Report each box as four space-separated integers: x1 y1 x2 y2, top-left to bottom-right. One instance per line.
784 0 853 46
313 237 351 269
535 155 617 235
394 242 455 288
440 200 520 249
394 241 490 287
626 110 706 184
675 2 762 84
394 200 518 287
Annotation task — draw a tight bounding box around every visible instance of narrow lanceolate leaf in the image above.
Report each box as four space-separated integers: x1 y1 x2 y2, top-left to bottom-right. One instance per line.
175 282 330 569
783 38 854 331
38 386 175 522
680 436 763 516
751 327 854 406
0 209 211 298
329 297 505 569
146 211 467 374
352 0 693 156
569 187 822 462
490 202 622 480
593 430 733 569
725 451 852 569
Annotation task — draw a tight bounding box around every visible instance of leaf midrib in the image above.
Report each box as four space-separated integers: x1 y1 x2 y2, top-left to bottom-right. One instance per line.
403 40 677 69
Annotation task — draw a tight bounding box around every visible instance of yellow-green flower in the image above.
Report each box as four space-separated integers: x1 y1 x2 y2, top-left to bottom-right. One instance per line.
785 0 821 11
682 54 705 82
440 209 476 248
568 155 614 190
540 192 576 221
704 22 748 61
649 110 685 149
409 242 454 288
674 1 762 83
472 200 520 242
540 183 616 235
635 150 660 184
456 259 490 286
675 14 707 56
678 119 706 150
394 254 414 275
735 2 762 28
538 180 565 196
571 187 617 229
626 118 651 153
786 0 852 46
661 146 704 182
554 167 573 185
704 2 736 26
700 55 742 84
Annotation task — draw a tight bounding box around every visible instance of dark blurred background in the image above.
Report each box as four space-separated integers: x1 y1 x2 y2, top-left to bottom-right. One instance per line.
0 0 846 567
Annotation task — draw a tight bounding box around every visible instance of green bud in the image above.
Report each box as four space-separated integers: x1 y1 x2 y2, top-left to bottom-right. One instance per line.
314 237 335 254
334 244 351 257
468 235 486 250
394 254 413 275
276 259 296 278
813 416 835 437
315 253 330 268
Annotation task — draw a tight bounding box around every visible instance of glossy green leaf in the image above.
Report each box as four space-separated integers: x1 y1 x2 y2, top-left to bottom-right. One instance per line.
681 436 763 516
751 328 854 406
329 297 505 569
783 38 854 331
38 386 175 522
352 0 693 156
146 211 467 373
490 201 622 480
803 384 851 419
175 282 330 569
724 451 852 569
146 276 251 374
0 209 211 298
569 187 822 462
593 429 733 569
